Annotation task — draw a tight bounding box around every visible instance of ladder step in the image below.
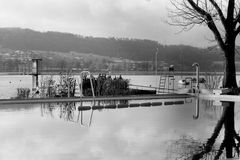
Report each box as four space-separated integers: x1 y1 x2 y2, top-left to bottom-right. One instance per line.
159 74 167 94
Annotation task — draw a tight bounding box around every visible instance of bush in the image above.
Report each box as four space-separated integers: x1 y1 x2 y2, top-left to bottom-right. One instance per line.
82 75 129 96
40 76 56 98
16 88 30 99
40 72 76 98
57 72 76 97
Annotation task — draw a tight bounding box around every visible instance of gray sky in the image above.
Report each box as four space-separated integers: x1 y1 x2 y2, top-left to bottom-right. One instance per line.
0 0 213 47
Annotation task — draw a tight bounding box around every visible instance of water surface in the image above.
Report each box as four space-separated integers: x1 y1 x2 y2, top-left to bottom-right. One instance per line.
0 98 235 160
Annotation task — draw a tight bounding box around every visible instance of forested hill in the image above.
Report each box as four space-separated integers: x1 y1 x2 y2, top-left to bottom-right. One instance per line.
0 28 158 61
0 27 223 63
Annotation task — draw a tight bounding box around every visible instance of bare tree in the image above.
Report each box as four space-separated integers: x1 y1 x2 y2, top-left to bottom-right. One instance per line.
170 0 240 88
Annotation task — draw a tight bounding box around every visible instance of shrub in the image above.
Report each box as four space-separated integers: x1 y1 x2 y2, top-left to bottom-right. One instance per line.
16 88 30 99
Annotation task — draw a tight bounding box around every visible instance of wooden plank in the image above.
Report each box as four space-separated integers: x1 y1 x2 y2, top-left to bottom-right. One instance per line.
0 94 192 105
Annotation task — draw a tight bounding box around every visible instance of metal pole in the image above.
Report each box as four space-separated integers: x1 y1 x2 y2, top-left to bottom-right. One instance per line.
192 63 200 92
172 70 174 93
79 71 95 98
89 74 95 98
155 48 158 75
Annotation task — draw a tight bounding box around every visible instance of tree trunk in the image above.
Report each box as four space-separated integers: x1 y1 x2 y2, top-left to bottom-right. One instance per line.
223 102 235 158
222 44 237 88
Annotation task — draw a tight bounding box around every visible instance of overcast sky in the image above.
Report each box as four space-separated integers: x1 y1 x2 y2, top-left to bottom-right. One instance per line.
0 0 213 47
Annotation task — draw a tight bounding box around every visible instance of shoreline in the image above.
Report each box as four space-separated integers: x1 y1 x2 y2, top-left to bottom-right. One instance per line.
0 71 228 76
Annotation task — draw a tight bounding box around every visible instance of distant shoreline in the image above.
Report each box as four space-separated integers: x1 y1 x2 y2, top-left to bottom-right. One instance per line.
0 71 228 76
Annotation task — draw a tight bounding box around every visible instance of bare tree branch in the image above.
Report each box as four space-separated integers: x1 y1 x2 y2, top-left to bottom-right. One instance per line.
188 0 226 49
208 0 227 30
235 25 240 35
170 0 226 50
233 8 240 25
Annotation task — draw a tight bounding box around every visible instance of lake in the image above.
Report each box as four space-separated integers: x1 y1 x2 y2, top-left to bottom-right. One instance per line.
0 98 237 160
0 75 239 159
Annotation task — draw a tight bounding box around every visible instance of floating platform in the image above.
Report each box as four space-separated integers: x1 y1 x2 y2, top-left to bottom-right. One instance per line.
78 100 185 111
0 94 192 105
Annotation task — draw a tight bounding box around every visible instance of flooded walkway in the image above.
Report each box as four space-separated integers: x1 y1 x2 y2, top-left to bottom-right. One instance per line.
0 94 192 105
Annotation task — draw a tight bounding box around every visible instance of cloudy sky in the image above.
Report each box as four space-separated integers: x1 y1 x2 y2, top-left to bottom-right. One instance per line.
0 0 212 47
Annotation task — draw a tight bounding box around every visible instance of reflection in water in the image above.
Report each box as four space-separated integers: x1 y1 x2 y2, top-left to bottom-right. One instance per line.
171 101 240 159
77 110 94 127
40 99 179 127
40 103 55 118
202 100 223 121
193 99 223 121
40 100 129 126
41 102 78 122
0 98 221 159
166 135 220 160
59 102 76 122
193 98 199 119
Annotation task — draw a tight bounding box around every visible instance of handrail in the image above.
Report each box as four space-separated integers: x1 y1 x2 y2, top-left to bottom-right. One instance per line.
79 71 95 98
78 71 96 127
129 84 177 91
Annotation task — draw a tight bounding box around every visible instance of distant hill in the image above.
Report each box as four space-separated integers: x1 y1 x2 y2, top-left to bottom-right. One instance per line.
0 28 158 61
0 27 234 72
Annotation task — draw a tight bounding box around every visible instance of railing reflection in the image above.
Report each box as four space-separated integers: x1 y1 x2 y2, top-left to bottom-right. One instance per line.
193 98 199 119
193 98 223 120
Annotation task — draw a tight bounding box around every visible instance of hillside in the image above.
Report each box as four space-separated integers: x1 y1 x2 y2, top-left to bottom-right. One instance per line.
0 28 158 61
0 27 234 72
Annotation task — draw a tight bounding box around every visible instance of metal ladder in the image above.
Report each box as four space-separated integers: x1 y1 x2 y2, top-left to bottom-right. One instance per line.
77 71 95 127
158 71 167 93
157 68 175 94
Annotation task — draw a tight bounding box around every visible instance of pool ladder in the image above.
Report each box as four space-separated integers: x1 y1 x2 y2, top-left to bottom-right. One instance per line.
77 71 95 127
157 69 174 94
158 74 167 93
